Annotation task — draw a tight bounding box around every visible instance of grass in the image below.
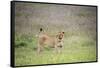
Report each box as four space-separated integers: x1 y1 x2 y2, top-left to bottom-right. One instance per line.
15 32 97 66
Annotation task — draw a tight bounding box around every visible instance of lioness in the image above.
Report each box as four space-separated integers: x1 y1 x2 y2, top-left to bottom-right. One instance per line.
37 28 64 53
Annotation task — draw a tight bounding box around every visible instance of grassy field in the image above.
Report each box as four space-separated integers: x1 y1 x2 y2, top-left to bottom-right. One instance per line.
15 31 96 66
14 2 97 66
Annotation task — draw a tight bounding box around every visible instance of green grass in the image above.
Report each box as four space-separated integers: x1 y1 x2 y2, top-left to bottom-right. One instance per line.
15 32 97 66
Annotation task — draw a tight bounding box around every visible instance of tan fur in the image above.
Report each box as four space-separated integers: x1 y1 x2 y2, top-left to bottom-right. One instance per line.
37 29 64 53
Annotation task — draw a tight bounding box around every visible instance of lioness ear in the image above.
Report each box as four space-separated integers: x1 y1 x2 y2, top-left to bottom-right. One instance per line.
62 32 65 34
40 28 43 31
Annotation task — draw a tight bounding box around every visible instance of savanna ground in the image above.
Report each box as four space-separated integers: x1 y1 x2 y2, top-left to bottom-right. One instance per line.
14 2 97 66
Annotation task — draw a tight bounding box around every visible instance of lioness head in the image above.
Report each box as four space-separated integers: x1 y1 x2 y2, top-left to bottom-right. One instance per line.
56 32 65 48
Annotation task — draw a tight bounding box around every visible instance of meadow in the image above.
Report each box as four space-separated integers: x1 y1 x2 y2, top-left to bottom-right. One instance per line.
15 31 96 66
14 2 97 66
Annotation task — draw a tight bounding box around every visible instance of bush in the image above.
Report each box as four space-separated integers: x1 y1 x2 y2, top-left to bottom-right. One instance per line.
15 34 30 48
